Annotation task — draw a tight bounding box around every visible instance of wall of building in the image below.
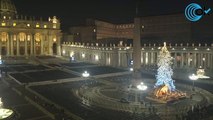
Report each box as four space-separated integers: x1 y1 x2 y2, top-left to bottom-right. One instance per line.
140 14 191 44
69 26 96 43
67 14 213 45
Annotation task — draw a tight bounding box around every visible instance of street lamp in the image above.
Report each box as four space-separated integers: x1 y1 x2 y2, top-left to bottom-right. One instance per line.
189 74 198 91
133 82 147 105
82 71 90 78
137 82 148 91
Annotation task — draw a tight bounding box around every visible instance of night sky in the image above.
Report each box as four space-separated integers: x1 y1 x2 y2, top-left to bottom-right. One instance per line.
13 0 213 32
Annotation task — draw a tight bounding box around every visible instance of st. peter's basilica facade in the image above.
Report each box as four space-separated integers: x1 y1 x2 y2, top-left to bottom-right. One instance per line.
0 0 61 56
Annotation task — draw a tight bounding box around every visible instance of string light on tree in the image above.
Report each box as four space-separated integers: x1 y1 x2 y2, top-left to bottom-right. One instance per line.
155 42 175 92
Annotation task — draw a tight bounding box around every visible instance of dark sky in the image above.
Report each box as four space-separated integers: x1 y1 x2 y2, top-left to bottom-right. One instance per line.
13 0 213 32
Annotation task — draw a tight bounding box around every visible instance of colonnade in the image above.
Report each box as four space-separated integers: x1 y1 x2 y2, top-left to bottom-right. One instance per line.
62 42 213 70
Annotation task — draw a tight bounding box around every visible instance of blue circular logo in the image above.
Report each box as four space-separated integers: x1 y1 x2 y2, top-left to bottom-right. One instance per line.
185 3 203 22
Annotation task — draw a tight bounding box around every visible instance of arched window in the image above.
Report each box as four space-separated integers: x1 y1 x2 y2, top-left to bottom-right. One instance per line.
13 35 16 41
19 33 26 42
53 35 57 42
35 33 41 42
1 32 8 42
27 35 31 41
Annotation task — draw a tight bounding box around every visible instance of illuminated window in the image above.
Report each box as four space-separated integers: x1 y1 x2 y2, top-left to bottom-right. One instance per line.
53 38 56 42
53 24 56 28
82 53 85 58
27 24 30 27
13 35 16 41
13 23 16 26
44 25 47 28
19 33 26 42
52 16 57 23
93 29 96 32
1 32 7 42
27 35 30 41
36 24 40 28
35 33 40 42
1 22 6 26
3 16 6 19
70 52 74 57
95 55 99 61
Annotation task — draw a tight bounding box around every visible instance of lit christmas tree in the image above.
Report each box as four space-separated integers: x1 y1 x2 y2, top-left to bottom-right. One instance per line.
155 42 175 92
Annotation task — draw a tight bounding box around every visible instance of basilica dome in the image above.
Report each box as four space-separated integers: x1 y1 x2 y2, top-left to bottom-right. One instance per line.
0 0 17 17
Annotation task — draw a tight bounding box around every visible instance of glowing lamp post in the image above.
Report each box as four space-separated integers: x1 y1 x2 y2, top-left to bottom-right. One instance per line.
130 68 133 72
189 74 198 91
137 82 148 91
82 71 90 78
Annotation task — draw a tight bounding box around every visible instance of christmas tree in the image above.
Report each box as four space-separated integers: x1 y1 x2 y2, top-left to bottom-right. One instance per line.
155 42 175 92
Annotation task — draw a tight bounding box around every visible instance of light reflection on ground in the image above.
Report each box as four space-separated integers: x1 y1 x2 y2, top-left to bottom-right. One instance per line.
0 108 13 119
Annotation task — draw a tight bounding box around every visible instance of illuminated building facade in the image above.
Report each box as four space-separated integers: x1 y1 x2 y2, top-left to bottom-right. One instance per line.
62 42 213 70
0 0 62 56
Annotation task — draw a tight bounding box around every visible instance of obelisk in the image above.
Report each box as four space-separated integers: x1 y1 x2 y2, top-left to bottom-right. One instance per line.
133 17 141 85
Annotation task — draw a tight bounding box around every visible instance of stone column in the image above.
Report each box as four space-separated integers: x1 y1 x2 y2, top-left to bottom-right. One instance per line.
118 51 121 67
147 52 150 65
41 39 44 55
10 34 14 56
30 35 33 55
200 53 205 68
211 54 213 69
0 40 1 55
187 53 190 67
122 53 125 67
113 52 118 67
181 52 184 68
17 39 20 56
122 51 127 67
24 39 28 56
197 53 201 67
107 53 110 65
144 52 146 65
151 52 153 64
33 36 36 55
48 35 53 55
153 52 156 64
57 36 61 56
141 51 143 65
193 53 197 68
6 37 10 56
174 53 177 68
207 53 211 69
102 52 106 66
119 53 122 67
